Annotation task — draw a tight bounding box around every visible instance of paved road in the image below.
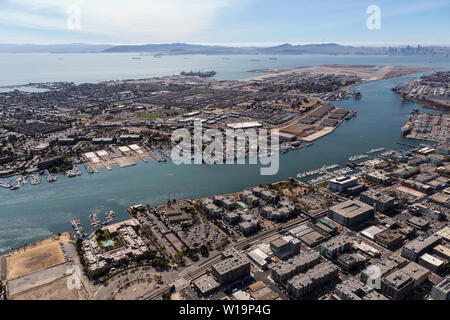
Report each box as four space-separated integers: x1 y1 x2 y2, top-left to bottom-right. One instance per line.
143 216 309 300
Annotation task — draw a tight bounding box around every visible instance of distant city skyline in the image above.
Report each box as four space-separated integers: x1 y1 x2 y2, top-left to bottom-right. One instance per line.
0 0 449 45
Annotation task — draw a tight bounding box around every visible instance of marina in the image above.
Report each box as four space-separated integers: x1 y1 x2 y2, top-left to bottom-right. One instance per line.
0 180 12 189
105 210 116 224
45 170 58 183
88 213 102 230
66 165 82 178
70 210 117 239
71 219 85 238
297 164 340 179
0 54 448 254
29 174 41 185
366 147 385 154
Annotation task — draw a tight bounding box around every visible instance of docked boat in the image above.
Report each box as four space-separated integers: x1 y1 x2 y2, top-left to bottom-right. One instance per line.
67 166 82 178
0 180 13 189
10 184 20 191
71 219 85 238
84 163 95 174
366 147 385 154
105 210 116 224
348 154 367 161
46 173 58 182
29 174 41 185
88 213 102 229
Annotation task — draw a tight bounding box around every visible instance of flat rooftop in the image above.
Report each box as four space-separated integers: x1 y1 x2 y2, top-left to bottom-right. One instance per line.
330 200 373 218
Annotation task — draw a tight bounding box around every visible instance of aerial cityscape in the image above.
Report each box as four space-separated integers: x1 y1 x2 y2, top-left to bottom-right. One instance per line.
0 0 449 310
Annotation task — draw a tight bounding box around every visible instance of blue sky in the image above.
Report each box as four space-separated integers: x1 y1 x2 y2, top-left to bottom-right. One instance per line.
0 0 449 45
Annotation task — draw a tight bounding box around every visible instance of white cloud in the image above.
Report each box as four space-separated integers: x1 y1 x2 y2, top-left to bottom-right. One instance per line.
2 0 247 42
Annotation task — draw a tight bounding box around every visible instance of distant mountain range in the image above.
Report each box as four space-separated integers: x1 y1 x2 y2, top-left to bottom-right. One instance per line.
0 43 113 53
1 42 449 56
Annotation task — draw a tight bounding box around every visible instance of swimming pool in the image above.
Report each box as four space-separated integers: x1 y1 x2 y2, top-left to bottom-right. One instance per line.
237 201 247 208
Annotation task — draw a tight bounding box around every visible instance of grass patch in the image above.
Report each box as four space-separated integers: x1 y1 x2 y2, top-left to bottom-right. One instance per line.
317 181 329 188
140 113 162 119
96 229 122 251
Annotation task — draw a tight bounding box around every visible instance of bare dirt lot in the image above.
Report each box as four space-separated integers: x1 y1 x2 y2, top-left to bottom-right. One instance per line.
245 64 436 82
6 233 72 280
9 276 81 300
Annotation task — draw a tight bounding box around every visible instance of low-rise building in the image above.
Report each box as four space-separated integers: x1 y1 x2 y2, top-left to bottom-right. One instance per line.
418 253 444 273
361 226 384 240
211 251 251 284
287 261 339 298
374 229 404 250
271 250 321 284
337 253 366 271
431 275 450 300
381 270 414 300
335 278 387 300
328 176 358 193
406 216 430 230
399 262 430 288
360 190 394 212
242 190 259 206
224 211 241 224
401 234 441 261
328 200 374 228
436 226 450 242
365 171 392 185
213 195 236 211
192 275 221 297
319 234 352 259
259 189 279 203
202 199 223 217
247 248 270 270
361 254 408 284
239 220 259 235
393 166 419 179
433 244 450 261
270 236 300 260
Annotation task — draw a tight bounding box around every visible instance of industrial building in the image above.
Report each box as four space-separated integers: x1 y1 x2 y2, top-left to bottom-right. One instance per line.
328 200 374 228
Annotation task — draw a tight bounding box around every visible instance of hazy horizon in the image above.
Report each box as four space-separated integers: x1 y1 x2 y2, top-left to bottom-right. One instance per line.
1 0 449 45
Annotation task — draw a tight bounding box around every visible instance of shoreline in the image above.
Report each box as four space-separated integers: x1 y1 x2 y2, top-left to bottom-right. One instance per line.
0 61 444 254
